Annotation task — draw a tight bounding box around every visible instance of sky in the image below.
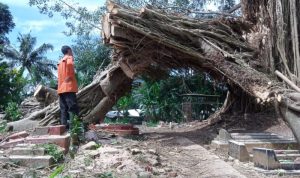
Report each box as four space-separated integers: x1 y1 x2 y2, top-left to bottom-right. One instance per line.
2 0 105 62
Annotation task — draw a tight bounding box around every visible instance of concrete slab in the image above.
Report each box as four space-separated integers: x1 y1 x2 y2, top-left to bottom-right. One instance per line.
211 140 229 152
228 140 250 162
253 148 300 171
27 134 70 151
253 148 280 170
0 134 70 151
0 155 54 168
7 131 29 140
10 147 45 156
217 129 232 142
211 131 297 154
32 125 66 136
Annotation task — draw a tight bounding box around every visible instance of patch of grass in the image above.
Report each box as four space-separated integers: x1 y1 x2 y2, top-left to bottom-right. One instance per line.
96 172 114 178
40 144 64 163
0 120 7 133
49 164 64 178
146 120 158 127
95 143 102 149
70 115 84 143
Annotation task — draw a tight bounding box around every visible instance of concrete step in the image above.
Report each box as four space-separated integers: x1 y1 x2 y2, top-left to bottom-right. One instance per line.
7 131 29 140
0 155 54 168
276 154 300 161
228 140 299 162
0 134 70 152
32 125 66 136
280 162 300 170
231 133 285 140
231 133 279 136
253 148 300 170
233 139 295 143
9 147 45 156
275 150 300 154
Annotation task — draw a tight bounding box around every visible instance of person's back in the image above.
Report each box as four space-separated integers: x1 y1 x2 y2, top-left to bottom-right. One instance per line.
57 45 78 129
57 55 78 94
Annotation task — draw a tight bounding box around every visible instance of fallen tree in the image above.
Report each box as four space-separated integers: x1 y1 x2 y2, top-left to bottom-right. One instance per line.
10 0 300 143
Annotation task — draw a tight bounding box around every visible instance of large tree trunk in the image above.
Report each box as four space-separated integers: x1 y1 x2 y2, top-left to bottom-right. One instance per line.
11 1 300 143
34 85 58 105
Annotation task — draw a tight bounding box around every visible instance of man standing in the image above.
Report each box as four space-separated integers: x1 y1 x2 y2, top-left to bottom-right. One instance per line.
57 45 79 129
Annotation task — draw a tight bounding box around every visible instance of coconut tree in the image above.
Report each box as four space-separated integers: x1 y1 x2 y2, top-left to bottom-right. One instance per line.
3 33 56 85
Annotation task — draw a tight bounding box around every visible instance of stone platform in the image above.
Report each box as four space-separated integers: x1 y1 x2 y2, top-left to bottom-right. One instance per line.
211 129 298 162
0 125 69 168
211 129 300 174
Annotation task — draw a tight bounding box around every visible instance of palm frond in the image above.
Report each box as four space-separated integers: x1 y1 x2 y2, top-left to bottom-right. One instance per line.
35 61 56 77
18 33 37 57
30 43 54 59
2 46 21 67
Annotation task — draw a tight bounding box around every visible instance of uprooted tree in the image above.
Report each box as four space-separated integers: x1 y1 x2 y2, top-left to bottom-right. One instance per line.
8 0 300 142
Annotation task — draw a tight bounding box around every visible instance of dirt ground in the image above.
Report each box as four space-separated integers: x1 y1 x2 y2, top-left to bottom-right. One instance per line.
59 112 299 178
0 112 299 178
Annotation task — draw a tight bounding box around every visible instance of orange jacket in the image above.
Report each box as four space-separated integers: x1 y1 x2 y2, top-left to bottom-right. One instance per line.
57 55 78 94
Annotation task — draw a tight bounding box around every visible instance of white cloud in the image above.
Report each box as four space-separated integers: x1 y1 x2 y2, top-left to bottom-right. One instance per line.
19 19 64 32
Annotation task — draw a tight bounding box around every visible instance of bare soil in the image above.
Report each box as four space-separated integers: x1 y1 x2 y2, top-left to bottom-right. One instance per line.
0 113 298 177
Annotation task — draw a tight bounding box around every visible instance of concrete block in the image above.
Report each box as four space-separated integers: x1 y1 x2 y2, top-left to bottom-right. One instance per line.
10 147 45 156
8 131 29 140
0 138 25 148
280 162 300 170
48 125 66 135
217 129 232 142
253 148 280 170
0 155 54 168
211 140 229 152
228 140 250 162
0 134 70 152
27 134 70 151
32 125 66 136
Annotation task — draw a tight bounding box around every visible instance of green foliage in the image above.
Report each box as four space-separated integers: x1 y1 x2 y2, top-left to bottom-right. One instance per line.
70 115 84 142
29 0 104 36
133 72 226 122
104 117 130 124
97 172 114 178
29 0 238 36
72 35 111 87
0 120 7 133
0 62 26 110
146 120 158 127
49 165 64 178
41 144 64 163
3 33 56 88
0 2 15 52
117 95 135 111
4 102 22 121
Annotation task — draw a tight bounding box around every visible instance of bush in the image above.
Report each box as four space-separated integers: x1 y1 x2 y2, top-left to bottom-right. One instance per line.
41 144 64 163
4 102 22 121
0 120 7 133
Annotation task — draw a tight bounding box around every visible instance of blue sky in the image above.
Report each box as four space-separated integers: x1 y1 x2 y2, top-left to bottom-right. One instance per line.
2 0 105 62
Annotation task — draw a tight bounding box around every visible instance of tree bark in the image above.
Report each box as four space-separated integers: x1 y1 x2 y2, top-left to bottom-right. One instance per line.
34 85 58 104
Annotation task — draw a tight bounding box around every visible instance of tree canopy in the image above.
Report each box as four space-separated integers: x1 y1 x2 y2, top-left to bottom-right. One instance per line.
0 2 15 52
3 33 56 86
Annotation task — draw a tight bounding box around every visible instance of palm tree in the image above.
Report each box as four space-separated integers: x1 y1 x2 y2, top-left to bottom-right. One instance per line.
3 33 56 84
